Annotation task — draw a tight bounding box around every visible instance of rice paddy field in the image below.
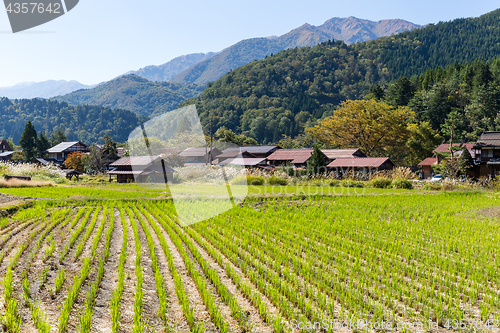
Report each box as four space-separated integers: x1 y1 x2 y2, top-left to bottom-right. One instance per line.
0 188 500 332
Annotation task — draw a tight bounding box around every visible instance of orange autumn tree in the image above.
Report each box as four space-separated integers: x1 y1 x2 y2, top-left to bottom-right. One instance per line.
64 151 86 171
307 99 415 159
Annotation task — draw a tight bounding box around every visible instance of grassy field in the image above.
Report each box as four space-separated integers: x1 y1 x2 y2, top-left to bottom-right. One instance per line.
0 183 416 200
0 187 499 332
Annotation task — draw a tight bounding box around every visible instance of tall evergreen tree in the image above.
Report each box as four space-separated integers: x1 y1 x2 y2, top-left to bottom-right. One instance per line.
308 144 328 175
50 128 67 147
19 121 37 162
37 131 51 157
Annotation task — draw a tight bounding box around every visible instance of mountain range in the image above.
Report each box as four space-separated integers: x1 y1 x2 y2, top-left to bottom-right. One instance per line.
167 17 421 85
53 75 204 117
0 80 94 99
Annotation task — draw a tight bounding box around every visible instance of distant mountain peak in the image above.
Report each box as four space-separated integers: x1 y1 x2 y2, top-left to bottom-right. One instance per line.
169 16 420 85
0 80 94 99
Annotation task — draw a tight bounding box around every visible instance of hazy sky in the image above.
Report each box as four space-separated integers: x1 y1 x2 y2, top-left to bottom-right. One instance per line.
0 0 498 87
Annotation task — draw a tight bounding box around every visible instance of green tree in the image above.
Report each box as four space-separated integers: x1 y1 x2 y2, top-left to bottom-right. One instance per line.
175 116 192 136
458 147 475 176
102 135 118 161
36 131 51 157
19 121 38 162
405 122 443 166
307 144 328 175
50 127 67 147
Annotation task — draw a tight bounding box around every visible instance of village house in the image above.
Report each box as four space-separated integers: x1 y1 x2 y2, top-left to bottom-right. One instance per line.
233 145 280 158
217 157 269 169
321 148 367 164
266 149 326 168
417 143 475 179
214 149 259 164
45 141 89 165
107 156 174 183
472 132 500 178
327 157 395 176
179 147 222 166
0 140 13 161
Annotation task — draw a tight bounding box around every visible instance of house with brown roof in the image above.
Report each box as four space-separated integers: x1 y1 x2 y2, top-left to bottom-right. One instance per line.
417 142 475 179
267 149 324 168
471 132 500 178
0 140 13 161
327 157 395 176
179 147 222 165
45 141 89 165
107 156 174 183
321 148 367 163
418 158 438 179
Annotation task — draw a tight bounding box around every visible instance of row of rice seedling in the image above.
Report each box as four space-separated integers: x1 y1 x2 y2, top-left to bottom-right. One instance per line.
125 206 146 333
78 205 115 333
21 208 73 333
59 206 96 262
58 205 108 333
129 205 168 326
0 208 56 332
139 203 202 332
180 193 500 330
73 206 103 260
143 202 252 331
143 203 230 333
180 215 287 331
110 206 128 333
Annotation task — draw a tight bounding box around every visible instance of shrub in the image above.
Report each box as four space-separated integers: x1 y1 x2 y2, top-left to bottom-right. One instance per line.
391 179 413 189
340 179 365 188
267 176 288 186
422 183 442 191
391 167 416 180
230 175 264 186
329 180 340 187
368 177 392 188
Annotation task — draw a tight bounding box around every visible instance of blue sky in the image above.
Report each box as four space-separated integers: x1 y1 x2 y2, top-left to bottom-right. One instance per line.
0 0 498 87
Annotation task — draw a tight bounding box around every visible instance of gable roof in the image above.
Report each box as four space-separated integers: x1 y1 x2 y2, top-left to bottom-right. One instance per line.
0 140 12 151
475 132 500 147
327 157 394 168
179 147 221 157
234 145 279 155
434 143 474 153
218 157 267 166
418 157 438 166
0 151 14 157
215 150 257 159
267 149 314 164
110 156 162 167
321 148 366 159
46 141 88 153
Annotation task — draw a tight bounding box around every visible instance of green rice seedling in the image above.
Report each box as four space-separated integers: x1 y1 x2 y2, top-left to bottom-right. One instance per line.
110 206 128 333
40 267 49 285
54 268 66 294
59 206 94 262
74 206 104 260
29 300 51 333
130 206 168 324
78 205 114 333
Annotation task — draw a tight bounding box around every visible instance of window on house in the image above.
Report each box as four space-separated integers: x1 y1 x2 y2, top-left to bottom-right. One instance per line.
482 150 493 158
